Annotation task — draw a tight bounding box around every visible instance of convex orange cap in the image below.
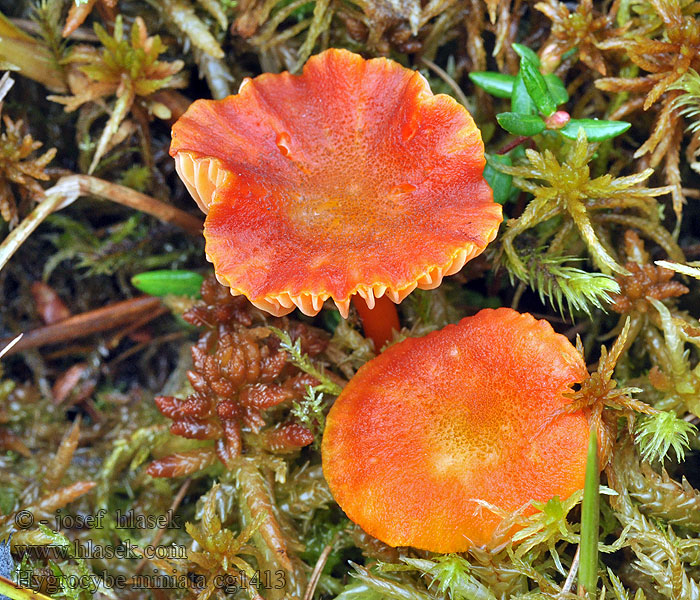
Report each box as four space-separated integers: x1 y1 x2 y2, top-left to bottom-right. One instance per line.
170 48 502 318
322 308 591 552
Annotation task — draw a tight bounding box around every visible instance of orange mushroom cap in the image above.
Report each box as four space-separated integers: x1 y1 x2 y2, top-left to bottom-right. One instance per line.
170 48 502 318
322 308 591 552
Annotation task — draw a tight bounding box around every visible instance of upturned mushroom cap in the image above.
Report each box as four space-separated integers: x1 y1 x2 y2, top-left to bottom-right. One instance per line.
170 48 502 318
322 308 591 552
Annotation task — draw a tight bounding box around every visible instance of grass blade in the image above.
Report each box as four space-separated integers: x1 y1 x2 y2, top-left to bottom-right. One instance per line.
578 424 599 597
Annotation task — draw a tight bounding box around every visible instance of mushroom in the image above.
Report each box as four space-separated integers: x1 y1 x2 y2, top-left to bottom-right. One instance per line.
170 48 501 350
322 307 592 552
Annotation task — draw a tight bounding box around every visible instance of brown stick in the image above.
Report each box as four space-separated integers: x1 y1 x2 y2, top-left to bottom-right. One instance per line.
67 175 203 236
2 296 163 356
107 330 185 367
419 57 471 109
303 531 342 600
0 175 202 273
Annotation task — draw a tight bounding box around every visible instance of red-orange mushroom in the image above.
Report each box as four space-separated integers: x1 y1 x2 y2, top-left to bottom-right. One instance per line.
170 48 501 350
322 307 592 552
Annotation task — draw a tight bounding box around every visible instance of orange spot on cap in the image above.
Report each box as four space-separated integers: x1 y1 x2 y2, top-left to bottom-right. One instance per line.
322 308 591 552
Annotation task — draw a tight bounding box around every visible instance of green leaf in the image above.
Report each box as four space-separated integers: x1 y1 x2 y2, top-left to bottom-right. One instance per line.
512 43 541 66
511 71 536 115
579 425 600 597
484 154 513 204
468 72 515 98
519 58 557 116
496 112 546 136
131 269 204 297
560 119 631 141
544 73 569 105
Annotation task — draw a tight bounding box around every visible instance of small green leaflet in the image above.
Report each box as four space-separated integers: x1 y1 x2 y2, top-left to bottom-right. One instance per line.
496 112 546 136
560 119 631 141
